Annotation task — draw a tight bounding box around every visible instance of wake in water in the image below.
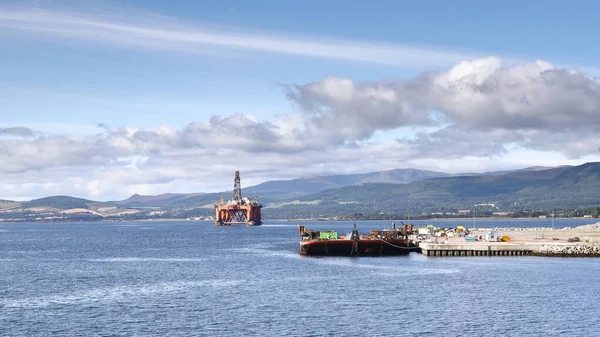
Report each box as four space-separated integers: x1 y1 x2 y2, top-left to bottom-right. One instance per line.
8 250 61 254
1 279 243 309
306 257 461 276
226 246 302 260
222 242 303 260
87 257 207 262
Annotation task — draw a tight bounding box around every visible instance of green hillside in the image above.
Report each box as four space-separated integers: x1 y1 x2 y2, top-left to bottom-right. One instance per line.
242 168 451 200
24 196 93 210
6 163 600 220
261 162 600 218
116 193 207 207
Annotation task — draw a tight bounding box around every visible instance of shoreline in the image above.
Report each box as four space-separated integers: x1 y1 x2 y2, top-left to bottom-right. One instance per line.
281 216 596 221
0 217 596 223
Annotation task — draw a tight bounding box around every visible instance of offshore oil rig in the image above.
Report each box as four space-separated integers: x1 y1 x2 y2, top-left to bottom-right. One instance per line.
214 171 263 226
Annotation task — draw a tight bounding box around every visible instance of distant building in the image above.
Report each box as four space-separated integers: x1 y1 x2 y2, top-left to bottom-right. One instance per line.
458 210 471 215
493 212 512 217
485 231 499 242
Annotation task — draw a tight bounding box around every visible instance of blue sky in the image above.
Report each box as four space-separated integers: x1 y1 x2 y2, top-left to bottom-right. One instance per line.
2 0 598 131
1 0 600 200
111 0 600 65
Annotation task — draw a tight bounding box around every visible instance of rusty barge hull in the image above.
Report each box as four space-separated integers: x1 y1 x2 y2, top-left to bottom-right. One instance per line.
299 239 417 256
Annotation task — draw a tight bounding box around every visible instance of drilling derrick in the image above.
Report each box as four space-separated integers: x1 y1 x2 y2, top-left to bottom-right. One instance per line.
214 171 263 226
233 171 242 201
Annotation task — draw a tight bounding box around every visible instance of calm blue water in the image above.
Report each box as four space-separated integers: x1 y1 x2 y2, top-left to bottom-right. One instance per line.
1 219 600 336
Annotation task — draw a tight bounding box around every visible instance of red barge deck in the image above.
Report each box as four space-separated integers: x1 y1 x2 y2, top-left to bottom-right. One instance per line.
298 223 418 257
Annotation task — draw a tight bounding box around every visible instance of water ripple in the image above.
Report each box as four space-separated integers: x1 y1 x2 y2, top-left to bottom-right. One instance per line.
87 257 207 262
3 220 600 336
1 280 242 309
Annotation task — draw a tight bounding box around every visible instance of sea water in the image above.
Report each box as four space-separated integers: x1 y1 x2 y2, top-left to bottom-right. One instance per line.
1 219 600 336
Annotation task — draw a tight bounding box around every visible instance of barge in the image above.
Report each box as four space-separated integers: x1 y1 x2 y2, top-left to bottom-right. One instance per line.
298 223 418 256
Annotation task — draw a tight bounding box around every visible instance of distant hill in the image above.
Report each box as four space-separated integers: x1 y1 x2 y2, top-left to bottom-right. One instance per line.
515 162 600 201
103 168 453 208
158 192 224 208
242 168 451 200
7 163 600 220
501 166 572 180
24 196 93 210
0 199 18 210
520 165 569 172
260 162 600 218
459 165 571 177
116 193 206 207
101 166 576 210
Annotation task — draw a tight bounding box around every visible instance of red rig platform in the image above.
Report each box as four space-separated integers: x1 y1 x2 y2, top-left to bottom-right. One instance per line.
214 171 262 226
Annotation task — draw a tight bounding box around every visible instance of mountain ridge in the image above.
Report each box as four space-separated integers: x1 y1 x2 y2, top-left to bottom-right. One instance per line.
263 162 600 218
3 163 599 220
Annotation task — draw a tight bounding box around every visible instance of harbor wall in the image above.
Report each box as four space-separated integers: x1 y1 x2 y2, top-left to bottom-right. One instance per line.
531 244 600 257
418 242 600 257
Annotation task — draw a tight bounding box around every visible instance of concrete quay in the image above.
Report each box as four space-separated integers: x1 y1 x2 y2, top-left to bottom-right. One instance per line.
418 241 600 257
416 223 600 257
418 242 533 257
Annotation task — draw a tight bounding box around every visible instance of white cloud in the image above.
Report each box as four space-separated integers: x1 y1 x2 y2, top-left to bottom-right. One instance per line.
2 56 600 200
287 57 600 154
0 5 480 69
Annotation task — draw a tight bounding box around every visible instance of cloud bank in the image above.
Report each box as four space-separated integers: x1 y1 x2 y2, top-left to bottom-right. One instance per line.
0 127 36 138
2 57 600 200
286 57 600 156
